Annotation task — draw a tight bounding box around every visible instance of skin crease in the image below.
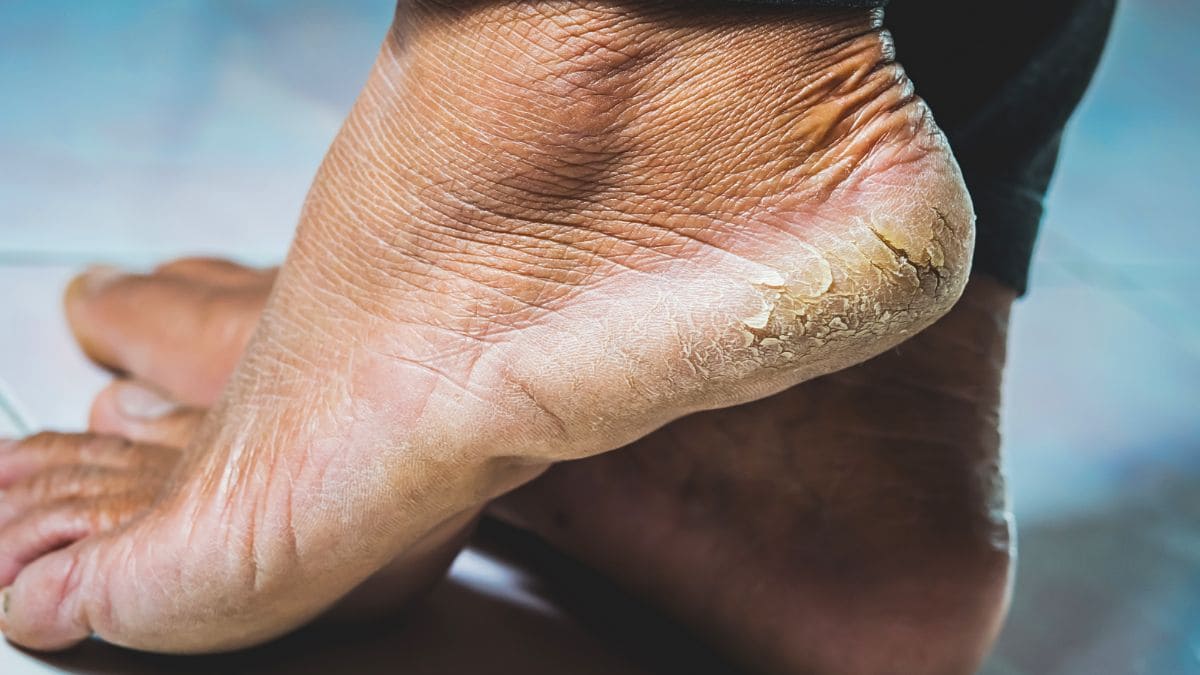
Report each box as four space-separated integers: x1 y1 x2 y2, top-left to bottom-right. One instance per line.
0 0 977 667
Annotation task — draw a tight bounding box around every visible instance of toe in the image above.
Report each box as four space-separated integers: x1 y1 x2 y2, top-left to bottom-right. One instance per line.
64 266 265 406
0 466 150 529
89 381 205 447
0 538 100 651
0 496 147 588
0 432 174 489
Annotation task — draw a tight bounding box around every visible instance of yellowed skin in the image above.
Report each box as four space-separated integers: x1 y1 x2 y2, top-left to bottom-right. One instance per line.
0 1 978 670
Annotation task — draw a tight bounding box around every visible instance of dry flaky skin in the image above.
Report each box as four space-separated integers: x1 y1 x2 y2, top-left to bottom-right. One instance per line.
0 0 976 664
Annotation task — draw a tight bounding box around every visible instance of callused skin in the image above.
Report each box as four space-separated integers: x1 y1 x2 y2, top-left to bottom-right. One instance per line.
0 0 973 661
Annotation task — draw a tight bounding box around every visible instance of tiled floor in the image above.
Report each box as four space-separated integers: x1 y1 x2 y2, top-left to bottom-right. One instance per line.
1 1 1198 673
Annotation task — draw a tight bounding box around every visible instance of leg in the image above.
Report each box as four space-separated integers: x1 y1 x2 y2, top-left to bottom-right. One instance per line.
0 1 971 654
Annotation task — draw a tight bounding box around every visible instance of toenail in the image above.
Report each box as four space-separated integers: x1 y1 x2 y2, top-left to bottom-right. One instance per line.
0 438 14 453
115 383 178 420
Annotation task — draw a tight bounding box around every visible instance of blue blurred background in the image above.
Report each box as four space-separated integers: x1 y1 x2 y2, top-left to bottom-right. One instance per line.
0 2 1197 673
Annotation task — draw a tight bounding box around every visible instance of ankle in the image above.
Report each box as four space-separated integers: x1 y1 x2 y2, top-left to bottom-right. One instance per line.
391 2 905 209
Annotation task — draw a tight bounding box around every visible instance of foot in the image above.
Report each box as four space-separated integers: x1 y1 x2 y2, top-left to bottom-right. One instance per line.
68 259 1012 674
1 1 972 655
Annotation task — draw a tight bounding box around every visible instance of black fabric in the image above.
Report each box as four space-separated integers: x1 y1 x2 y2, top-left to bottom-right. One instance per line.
730 0 1116 294
888 0 1117 294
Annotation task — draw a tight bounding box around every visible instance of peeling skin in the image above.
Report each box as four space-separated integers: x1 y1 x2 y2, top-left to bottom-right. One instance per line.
724 202 965 383
742 250 834 332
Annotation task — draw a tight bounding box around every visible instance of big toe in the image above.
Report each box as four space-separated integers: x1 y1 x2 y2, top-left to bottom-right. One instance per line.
1 527 163 652
65 263 267 406
1 542 98 651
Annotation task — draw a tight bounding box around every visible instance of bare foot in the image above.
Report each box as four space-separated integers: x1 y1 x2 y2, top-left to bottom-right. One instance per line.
0 1 971 656
70 260 1011 674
